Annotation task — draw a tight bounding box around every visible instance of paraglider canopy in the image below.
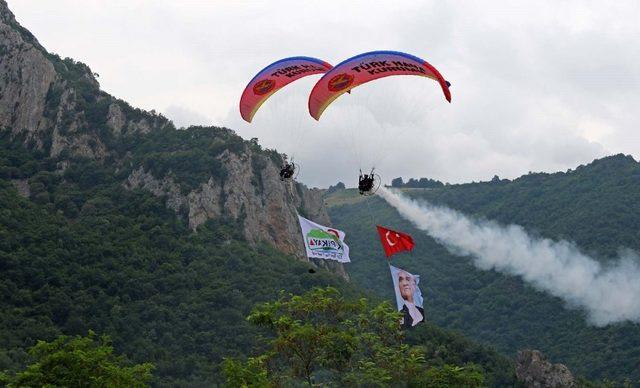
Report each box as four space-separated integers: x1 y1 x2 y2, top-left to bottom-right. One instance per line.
308 50 451 120
240 56 333 122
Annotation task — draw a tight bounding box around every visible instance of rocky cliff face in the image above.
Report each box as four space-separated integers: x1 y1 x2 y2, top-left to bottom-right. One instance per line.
0 0 172 158
0 0 347 278
515 350 575 388
0 1 55 140
124 147 348 279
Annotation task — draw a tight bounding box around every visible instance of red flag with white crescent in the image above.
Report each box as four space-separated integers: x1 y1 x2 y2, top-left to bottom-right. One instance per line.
376 226 415 258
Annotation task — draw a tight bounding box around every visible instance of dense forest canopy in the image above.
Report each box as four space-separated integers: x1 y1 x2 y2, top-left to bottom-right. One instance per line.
0 128 515 386
327 155 640 383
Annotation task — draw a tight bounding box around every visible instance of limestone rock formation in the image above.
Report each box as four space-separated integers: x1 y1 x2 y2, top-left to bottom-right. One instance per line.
516 350 575 388
0 0 347 279
10 179 29 197
0 0 172 158
0 0 56 140
125 149 348 279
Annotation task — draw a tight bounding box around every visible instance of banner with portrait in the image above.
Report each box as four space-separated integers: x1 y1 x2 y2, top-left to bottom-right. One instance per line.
389 265 424 328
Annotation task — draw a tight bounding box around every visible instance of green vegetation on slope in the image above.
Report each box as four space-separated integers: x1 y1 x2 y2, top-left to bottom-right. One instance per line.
326 156 640 383
407 155 640 259
0 132 348 386
225 287 486 387
1 332 153 387
0 130 516 386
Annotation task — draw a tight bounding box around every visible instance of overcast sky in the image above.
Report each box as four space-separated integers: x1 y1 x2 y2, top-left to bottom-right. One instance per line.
10 1 640 187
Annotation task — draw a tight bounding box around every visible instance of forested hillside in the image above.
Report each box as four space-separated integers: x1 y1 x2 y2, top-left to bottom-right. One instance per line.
0 1 519 385
0 107 520 386
0 127 519 386
326 155 640 383
0 131 351 385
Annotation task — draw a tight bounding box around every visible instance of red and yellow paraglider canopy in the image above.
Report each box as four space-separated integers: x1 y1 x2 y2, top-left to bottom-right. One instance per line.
239 56 333 123
308 51 451 120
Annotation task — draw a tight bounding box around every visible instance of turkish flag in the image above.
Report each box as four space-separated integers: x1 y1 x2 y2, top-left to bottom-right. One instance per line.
376 226 415 258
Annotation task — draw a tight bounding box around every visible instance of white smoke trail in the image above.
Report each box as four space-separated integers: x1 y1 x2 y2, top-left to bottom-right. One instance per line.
377 186 640 326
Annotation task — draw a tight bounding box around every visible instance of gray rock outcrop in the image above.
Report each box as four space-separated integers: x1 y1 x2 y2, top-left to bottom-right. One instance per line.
0 0 347 279
516 350 575 388
0 0 56 140
0 0 172 158
10 179 29 197
125 149 348 279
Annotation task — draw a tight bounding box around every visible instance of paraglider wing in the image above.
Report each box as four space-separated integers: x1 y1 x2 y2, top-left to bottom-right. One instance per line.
240 56 333 122
308 51 451 120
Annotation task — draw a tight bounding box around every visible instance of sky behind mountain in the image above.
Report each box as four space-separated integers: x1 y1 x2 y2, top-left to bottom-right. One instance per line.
10 0 640 187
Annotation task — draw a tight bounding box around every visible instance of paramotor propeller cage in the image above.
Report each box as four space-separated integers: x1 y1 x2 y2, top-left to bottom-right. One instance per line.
280 162 299 182
360 174 381 196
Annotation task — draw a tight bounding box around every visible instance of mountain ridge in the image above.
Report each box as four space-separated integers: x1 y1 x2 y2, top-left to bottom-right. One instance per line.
0 0 344 272
326 152 640 382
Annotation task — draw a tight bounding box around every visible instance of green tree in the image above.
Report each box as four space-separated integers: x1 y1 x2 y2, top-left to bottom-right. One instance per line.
224 287 484 387
4 331 153 387
222 355 270 388
412 364 485 388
